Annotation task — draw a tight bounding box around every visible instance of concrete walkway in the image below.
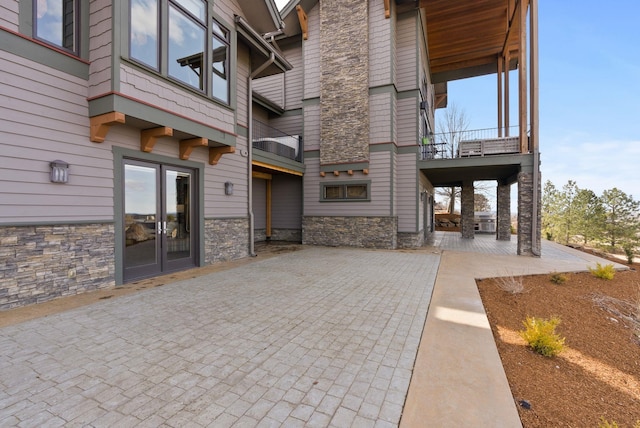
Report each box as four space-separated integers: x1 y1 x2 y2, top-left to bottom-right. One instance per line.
401 233 627 427
0 235 624 427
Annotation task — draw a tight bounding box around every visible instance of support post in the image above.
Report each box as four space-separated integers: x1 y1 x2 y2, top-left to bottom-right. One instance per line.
496 182 511 241
461 181 475 239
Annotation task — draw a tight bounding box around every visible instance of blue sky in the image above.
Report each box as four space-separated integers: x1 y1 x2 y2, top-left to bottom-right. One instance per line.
442 1 640 200
273 0 640 204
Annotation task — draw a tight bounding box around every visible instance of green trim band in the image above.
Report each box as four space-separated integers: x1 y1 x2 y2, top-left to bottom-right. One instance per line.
0 220 114 227
88 93 237 146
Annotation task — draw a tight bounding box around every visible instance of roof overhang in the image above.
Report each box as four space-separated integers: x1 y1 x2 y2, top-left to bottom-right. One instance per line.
422 0 525 84
236 0 283 34
419 153 534 187
235 15 293 78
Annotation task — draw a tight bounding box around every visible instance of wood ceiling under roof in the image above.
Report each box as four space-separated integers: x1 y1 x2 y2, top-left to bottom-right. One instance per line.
422 0 525 83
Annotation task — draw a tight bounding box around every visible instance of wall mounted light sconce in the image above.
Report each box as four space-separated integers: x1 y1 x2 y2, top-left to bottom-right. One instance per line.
224 181 234 195
50 160 69 183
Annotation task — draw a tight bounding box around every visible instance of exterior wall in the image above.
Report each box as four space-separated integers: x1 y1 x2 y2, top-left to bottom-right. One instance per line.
88 0 113 98
397 153 419 232
303 216 397 249
0 224 115 310
253 74 284 108
204 218 250 263
396 12 418 92
283 42 303 111
397 97 418 147
0 1 259 308
319 0 369 165
252 178 267 230
0 0 19 31
272 175 302 229
369 0 393 88
303 5 321 100
0 50 111 223
370 92 394 144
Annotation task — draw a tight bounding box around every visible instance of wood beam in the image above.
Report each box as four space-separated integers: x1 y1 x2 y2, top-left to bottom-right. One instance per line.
518 0 528 153
266 179 272 238
384 0 390 18
296 5 308 40
209 146 235 165
90 112 125 143
497 56 503 137
140 127 173 153
179 137 207 160
252 160 304 176
252 171 272 180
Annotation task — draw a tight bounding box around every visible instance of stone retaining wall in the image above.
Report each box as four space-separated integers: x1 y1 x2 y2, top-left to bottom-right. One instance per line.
0 224 115 310
303 216 397 249
204 218 250 263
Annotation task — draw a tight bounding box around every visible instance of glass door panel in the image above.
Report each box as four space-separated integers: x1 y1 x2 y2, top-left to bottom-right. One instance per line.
124 163 161 277
165 169 192 262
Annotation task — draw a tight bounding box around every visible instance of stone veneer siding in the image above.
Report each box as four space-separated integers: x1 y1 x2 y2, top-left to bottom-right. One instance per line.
319 0 369 165
397 231 426 249
461 181 475 239
0 224 115 310
517 171 542 256
204 218 250 263
303 216 397 249
496 182 512 241
253 228 302 243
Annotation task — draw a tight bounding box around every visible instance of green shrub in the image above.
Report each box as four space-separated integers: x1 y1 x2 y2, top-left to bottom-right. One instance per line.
519 316 565 357
598 418 619 428
549 272 567 285
588 263 616 280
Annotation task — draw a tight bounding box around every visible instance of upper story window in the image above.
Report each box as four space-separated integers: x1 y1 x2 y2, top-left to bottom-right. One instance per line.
129 0 231 105
35 0 79 53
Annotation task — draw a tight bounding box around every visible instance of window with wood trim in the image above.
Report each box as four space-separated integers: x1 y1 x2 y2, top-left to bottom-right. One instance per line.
321 182 370 201
129 0 231 104
34 0 79 53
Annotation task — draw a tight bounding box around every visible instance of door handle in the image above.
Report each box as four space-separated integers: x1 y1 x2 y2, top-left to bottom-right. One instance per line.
157 221 167 235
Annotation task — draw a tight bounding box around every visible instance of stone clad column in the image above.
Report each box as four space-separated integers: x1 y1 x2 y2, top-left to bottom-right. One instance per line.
319 0 369 165
496 182 511 241
461 180 475 239
517 171 541 255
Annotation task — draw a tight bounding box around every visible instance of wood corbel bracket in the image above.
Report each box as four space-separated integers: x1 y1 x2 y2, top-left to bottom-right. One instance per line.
179 137 208 160
384 0 390 18
90 112 125 143
209 146 235 165
141 127 173 153
296 5 308 40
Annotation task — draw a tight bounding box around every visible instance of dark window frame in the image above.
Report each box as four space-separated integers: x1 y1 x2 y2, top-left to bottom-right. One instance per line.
128 0 232 105
33 0 80 55
320 181 371 202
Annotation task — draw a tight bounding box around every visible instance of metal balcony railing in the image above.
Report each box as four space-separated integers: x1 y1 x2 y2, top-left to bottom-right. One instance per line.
253 120 303 162
420 126 524 160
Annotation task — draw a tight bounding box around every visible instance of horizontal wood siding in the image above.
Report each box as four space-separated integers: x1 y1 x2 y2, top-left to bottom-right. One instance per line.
303 5 320 100
0 50 113 223
272 175 302 228
119 64 236 135
88 0 113 98
303 153 391 217
369 0 392 87
284 44 303 110
252 178 267 229
396 13 418 92
397 153 418 232
0 0 19 30
253 74 284 108
303 104 320 152
369 92 392 143
268 113 303 138
237 43 250 128
397 97 418 147
213 0 243 24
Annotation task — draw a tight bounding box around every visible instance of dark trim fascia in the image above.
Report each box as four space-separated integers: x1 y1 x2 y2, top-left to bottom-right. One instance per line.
253 150 305 174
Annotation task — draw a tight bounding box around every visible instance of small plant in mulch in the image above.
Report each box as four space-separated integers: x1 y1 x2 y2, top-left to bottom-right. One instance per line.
589 263 616 280
549 272 568 285
519 316 565 357
495 273 525 294
598 417 640 428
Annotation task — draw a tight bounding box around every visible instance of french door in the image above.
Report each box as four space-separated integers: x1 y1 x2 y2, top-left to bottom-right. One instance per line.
123 160 197 282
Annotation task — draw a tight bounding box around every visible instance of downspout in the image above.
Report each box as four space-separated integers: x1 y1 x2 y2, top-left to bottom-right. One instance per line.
247 53 275 257
530 0 540 256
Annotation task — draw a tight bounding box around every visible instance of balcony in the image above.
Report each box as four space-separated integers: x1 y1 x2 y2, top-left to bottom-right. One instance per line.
253 120 303 163
420 126 525 161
